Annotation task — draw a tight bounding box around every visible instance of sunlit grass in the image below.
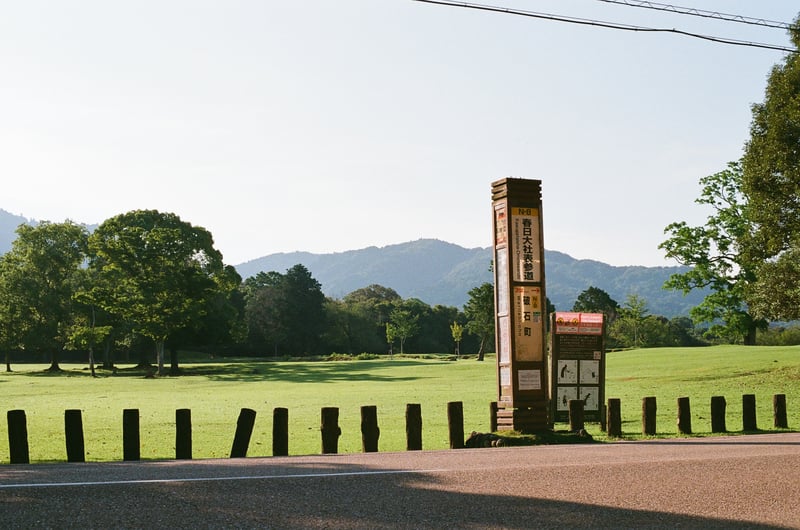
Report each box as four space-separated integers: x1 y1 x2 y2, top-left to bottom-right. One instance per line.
1 345 799 463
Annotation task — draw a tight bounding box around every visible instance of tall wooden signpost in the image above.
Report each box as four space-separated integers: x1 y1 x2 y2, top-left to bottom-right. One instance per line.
491 178 549 432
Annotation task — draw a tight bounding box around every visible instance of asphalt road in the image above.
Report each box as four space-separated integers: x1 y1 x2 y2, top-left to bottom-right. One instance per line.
1 433 799 529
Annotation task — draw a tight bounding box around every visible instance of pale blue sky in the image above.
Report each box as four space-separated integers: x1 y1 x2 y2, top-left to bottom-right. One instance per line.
1 1 797 266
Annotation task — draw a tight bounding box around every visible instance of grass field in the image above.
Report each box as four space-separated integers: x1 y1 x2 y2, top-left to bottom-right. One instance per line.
1 345 798 464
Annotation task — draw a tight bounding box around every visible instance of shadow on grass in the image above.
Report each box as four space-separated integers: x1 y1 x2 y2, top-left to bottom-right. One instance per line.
7 360 434 384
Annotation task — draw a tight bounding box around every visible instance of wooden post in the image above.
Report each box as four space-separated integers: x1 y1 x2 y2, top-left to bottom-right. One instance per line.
642 396 657 436
447 401 464 449
320 407 341 454
360 405 380 453
64 409 85 463
122 409 140 461
406 403 422 451
711 396 727 433
7 410 30 464
568 399 585 432
742 394 757 431
273 407 289 457
774 394 788 429
230 408 257 458
607 398 622 437
176 408 192 460
489 401 498 432
677 397 692 435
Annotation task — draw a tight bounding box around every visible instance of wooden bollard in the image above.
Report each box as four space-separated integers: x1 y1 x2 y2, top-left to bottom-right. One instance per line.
406 403 422 451
360 405 380 453
607 398 622 437
273 407 289 457
711 396 727 433
230 408 257 458
176 408 192 459
568 399 585 432
677 397 692 435
65 409 85 463
489 401 498 432
774 394 788 429
122 409 140 461
447 401 464 449
742 394 757 431
320 407 341 454
7 410 30 464
642 396 657 436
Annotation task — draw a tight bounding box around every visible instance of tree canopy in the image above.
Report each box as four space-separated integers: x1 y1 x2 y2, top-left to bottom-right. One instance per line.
741 20 800 320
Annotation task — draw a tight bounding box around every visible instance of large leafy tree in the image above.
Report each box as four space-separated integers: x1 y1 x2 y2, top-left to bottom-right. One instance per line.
87 210 231 375
660 162 766 344
741 20 800 320
243 265 326 356
572 286 619 325
464 282 494 361
0 221 89 371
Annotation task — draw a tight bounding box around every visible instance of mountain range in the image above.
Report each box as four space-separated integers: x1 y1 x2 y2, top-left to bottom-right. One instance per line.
0 209 704 317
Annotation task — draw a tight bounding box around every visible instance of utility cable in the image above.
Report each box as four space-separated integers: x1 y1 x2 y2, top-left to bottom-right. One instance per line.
597 0 791 30
411 0 798 53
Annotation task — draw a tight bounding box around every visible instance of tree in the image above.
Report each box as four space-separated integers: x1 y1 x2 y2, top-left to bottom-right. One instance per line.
609 294 649 349
450 321 463 357
741 20 800 320
88 210 231 375
572 286 619 325
243 265 326 356
0 221 89 371
388 305 419 355
464 282 494 361
660 162 766 344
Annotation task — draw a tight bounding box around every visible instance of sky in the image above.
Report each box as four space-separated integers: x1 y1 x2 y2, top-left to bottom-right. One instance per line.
1 1 797 267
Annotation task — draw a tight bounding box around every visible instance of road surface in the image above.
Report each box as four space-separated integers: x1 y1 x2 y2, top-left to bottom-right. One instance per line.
1 433 798 529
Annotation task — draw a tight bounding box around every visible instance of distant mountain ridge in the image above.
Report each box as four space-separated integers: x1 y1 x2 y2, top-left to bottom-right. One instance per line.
0 210 704 317
236 239 705 318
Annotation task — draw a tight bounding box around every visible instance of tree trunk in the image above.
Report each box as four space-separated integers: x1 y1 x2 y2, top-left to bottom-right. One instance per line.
5 351 11 372
102 340 113 370
744 324 757 346
88 346 96 378
169 346 180 375
156 340 165 376
47 349 62 372
476 337 486 361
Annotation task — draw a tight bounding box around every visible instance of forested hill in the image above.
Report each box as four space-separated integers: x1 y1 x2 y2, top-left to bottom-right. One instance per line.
0 210 703 317
236 239 706 318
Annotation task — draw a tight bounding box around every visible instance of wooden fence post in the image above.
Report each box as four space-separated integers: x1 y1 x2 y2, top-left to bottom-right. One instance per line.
642 396 657 436
489 401 498 433
711 396 727 433
230 408 257 458
273 407 289 457
447 401 464 449
742 394 757 431
7 410 30 465
677 397 692 435
176 408 192 460
64 409 85 463
607 398 622 437
320 407 341 454
773 394 788 429
406 404 422 451
361 405 380 453
568 399 585 432
122 409 140 461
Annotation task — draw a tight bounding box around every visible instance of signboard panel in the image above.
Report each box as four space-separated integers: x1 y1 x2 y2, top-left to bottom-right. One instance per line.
511 207 541 283
549 312 606 423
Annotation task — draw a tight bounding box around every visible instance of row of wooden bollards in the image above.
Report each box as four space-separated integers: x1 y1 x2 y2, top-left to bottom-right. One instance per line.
566 393 790 436
5 402 468 464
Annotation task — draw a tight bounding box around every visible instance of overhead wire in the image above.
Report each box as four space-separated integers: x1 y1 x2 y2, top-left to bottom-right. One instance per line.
411 0 798 53
596 0 791 30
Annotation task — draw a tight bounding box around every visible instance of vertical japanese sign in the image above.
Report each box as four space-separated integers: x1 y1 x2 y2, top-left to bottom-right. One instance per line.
511 207 540 283
492 178 548 432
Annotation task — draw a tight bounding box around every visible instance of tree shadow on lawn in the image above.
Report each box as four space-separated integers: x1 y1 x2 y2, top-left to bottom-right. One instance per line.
195 360 428 383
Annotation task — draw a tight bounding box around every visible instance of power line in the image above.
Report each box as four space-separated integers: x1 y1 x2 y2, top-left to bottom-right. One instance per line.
597 0 791 30
411 0 798 53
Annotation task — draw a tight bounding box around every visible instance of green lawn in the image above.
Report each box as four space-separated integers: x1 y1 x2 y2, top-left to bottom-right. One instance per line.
1 345 798 464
